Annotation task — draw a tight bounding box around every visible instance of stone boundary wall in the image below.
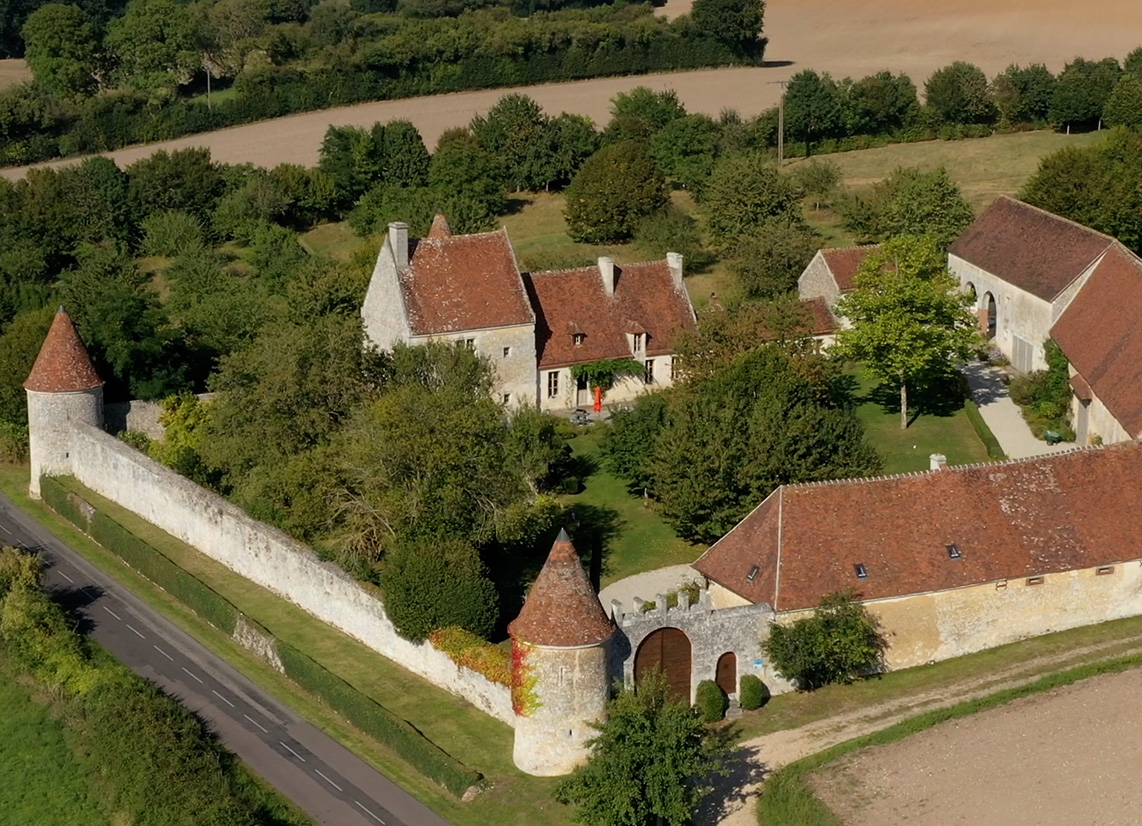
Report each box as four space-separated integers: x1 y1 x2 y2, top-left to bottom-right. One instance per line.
67 422 515 725
104 393 217 440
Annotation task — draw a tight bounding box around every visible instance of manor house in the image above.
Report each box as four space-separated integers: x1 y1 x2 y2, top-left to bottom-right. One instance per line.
361 214 697 410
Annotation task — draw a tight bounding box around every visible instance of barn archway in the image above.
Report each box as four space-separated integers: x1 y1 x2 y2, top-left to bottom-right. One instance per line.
983 292 997 339
715 652 737 696
634 628 692 702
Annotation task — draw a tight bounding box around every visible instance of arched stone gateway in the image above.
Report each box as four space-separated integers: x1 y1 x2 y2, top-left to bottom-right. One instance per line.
634 627 692 702
983 291 997 340
716 651 737 696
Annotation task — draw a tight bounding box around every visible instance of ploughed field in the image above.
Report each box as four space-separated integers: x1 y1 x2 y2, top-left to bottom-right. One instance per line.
811 667 1142 826
5 0 1142 177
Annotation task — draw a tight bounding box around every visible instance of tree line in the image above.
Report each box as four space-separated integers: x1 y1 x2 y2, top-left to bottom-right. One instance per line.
0 546 310 825
0 0 765 165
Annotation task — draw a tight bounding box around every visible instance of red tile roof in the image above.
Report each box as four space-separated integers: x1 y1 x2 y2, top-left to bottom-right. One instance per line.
427 213 452 239
1051 244 1142 437
401 228 534 335
24 308 103 393
693 443 1142 612
949 196 1113 302
524 261 696 369
801 297 839 336
508 529 614 647
820 246 878 292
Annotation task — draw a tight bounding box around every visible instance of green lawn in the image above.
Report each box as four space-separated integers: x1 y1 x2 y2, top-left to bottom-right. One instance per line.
848 369 992 474
300 222 371 261
0 467 567 826
561 428 700 586
0 664 107 826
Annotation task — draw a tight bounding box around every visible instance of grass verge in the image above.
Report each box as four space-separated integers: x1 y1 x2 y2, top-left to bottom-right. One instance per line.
757 653 1142 826
0 466 567 826
963 397 1006 460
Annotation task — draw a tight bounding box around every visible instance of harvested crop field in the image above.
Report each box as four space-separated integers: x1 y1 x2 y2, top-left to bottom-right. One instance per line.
812 667 1142 826
5 0 1142 178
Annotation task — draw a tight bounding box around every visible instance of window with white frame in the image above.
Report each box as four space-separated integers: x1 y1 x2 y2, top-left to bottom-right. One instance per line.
632 332 644 352
644 359 654 384
547 371 560 398
464 337 476 350
573 333 585 347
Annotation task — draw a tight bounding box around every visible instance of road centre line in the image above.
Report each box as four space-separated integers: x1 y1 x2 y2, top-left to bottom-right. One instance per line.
58 570 73 583
355 801 386 824
182 666 204 684
153 644 174 661
125 623 145 639
102 605 122 620
212 689 236 708
314 769 343 792
244 713 269 733
280 741 306 762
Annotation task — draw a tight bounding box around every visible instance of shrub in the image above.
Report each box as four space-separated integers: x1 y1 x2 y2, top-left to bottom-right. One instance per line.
0 421 28 463
695 679 728 722
427 626 511 685
140 210 206 257
763 590 886 690
1007 339 1075 440
738 674 768 710
277 642 481 796
633 206 714 272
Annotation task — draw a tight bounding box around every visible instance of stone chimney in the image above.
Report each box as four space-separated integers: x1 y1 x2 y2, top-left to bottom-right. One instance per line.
929 453 948 471
388 222 409 269
598 256 615 296
667 252 684 290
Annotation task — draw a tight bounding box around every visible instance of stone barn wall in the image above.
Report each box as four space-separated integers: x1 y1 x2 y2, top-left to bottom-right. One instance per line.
64 422 515 725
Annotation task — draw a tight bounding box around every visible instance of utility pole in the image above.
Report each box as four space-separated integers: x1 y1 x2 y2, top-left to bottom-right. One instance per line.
769 80 789 166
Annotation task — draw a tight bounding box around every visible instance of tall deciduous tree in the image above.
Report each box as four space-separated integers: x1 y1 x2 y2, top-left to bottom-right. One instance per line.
564 142 666 243
1103 74 1142 128
843 70 920 136
728 223 820 298
701 152 801 251
690 0 766 58
105 0 200 96
470 93 550 192
834 236 980 429
840 165 974 248
784 69 844 156
650 113 720 193
21 3 100 98
991 63 1056 126
1049 57 1122 130
923 61 996 125
555 673 730 826
609 87 686 133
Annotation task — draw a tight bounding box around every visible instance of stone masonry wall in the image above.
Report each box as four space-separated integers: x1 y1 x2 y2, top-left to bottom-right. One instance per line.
65 422 515 725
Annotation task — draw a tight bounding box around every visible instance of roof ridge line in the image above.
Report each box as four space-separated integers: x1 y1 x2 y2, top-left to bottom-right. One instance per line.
994 195 1118 245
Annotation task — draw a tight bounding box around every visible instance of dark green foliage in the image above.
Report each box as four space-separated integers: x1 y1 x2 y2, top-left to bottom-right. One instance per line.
470 94 551 191
651 113 721 193
556 673 730 826
611 347 881 542
39 475 87 529
0 306 53 425
564 142 667 243
843 71 919 136
784 70 845 155
792 158 842 211
89 509 240 633
610 87 686 134
992 63 1056 125
763 591 886 690
379 536 499 642
701 152 803 252
1008 339 1075 440
728 223 820 298
1050 57 1122 129
1102 74 1142 128
600 392 668 491
428 129 507 233
126 148 225 227
923 61 996 125
840 165 974 248
538 113 601 191
1021 127 1142 254
738 673 767 710
505 406 573 495
689 0 766 58
349 183 437 237
140 209 206 256
1127 46 1142 80
21 3 100 98
633 206 713 271
695 679 727 723
964 399 1006 460
277 642 481 796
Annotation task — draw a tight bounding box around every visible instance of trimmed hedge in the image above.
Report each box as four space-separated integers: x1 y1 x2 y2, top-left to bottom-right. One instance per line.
277 642 482 797
739 674 768 711
40 476 87 530
87 509 239 635
963 400 1007 461
696 679 728 723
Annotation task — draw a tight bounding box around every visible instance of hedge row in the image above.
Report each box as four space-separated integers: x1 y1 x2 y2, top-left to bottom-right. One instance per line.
1 31 751 166
38 475 482 798
963 400 1007 461
277 642 482 796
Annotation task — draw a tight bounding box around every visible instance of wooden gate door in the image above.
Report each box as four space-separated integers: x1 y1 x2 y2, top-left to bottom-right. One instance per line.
716 652 737 696
634 628 692 702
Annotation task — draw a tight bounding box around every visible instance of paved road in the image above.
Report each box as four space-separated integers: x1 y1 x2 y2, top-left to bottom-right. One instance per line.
962 362 1074 460
0 492 455 826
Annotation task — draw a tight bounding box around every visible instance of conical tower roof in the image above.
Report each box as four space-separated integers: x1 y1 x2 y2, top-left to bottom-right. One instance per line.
24 308 103 393
509 529 614 647
427 213 452 239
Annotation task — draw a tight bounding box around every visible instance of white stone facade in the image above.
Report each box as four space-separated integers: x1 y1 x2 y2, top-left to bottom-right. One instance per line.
27 387 102 499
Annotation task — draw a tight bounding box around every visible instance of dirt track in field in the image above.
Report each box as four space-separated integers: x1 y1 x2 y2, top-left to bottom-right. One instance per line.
4 0 1142 178
812 667 1142 826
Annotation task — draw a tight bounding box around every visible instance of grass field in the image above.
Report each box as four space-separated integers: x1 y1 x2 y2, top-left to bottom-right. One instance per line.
0 666 107 826
561 428 700 585
848 370 992 474
0 466 569 826
0 59 30 91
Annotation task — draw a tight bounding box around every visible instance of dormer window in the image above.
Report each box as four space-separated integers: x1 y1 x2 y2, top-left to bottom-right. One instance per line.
573 333 585 346
632 332 645 352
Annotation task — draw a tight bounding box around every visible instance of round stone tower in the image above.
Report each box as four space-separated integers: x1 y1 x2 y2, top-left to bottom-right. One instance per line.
24 308 104 499
508 528 614 776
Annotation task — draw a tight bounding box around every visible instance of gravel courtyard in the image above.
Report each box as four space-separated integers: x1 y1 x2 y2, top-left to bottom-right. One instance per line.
812 667 1142 826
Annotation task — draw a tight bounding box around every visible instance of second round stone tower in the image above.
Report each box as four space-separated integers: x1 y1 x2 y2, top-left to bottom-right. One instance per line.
508 528 615 776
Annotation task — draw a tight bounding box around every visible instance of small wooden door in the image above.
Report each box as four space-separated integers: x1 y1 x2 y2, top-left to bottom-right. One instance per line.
716 652 737 696
576 375 589 406
634 628 692 702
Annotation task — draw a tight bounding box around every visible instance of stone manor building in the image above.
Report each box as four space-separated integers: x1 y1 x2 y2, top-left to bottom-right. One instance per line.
361 215 697 409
